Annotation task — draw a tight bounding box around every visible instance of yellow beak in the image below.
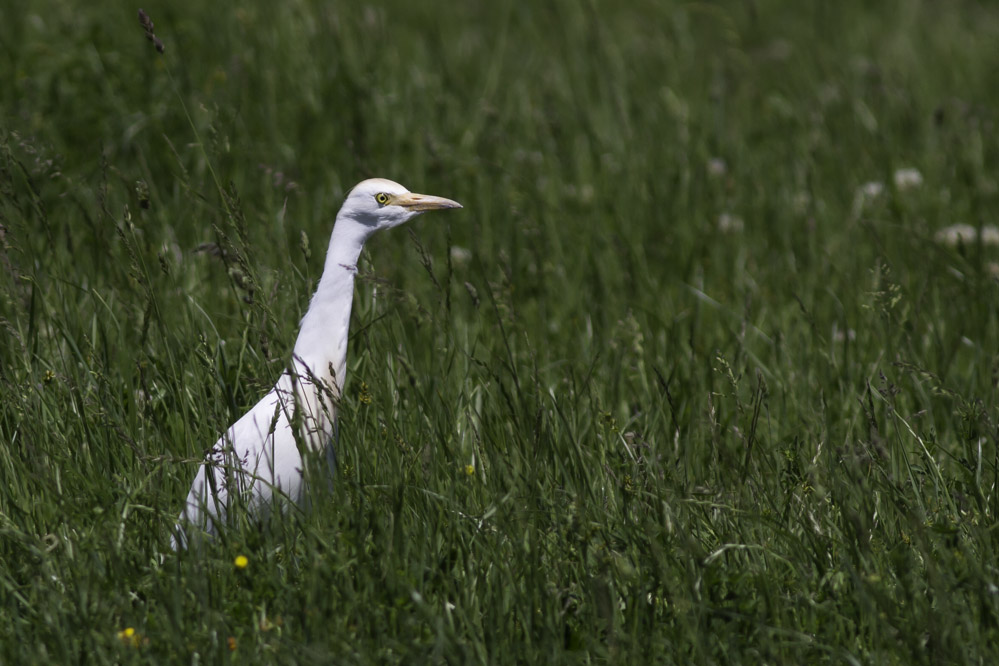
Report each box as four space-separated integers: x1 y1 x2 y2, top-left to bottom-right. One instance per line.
386 192 462 211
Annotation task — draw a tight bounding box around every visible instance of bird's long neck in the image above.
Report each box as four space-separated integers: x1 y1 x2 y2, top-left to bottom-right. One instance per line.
291 218 372 396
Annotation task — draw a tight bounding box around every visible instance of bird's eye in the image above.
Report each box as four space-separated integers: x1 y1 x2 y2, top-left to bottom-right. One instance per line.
375 192 391 205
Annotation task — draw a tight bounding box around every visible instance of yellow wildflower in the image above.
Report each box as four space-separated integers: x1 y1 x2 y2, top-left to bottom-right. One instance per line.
117 627 140 647
234 555 248 570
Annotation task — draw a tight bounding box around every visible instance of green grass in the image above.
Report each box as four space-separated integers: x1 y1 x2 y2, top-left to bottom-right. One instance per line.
2 0 999 662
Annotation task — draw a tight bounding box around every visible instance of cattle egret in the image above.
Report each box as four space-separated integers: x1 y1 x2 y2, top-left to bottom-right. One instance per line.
172 178 461 548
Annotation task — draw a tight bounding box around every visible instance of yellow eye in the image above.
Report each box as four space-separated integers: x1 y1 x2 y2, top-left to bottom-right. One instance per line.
375 192 391 205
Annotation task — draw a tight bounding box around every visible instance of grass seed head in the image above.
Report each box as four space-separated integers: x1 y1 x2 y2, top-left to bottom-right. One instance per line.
138 9 165 53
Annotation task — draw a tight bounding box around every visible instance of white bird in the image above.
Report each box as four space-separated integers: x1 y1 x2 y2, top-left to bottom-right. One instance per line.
173 178 461 548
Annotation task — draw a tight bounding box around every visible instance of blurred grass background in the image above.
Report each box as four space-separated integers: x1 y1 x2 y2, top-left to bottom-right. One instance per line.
2 0 999 662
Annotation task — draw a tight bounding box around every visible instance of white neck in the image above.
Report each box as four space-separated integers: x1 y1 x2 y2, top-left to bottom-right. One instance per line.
291 216 373 395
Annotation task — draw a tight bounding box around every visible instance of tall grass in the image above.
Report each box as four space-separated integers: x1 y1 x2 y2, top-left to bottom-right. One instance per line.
2 0 999 662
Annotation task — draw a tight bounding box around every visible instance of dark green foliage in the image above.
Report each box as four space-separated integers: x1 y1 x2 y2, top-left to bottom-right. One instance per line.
2 0 999 662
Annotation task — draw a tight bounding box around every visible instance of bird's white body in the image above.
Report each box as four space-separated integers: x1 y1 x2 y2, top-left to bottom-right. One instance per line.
173 178 460 548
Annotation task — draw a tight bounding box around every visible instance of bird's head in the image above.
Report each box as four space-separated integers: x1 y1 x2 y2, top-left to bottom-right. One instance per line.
338 178 462 233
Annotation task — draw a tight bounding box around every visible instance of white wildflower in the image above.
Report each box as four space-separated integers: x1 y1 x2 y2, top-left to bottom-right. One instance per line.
893 168 923 190
449 246 472 265
707 158 727 178
934 224 977 246
934 224 999 247
860 181 885 198
717 213 744 233
852 181 884 216
832 324 856 343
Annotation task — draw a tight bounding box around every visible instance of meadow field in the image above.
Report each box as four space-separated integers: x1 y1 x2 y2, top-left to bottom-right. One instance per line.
2 0 999 662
